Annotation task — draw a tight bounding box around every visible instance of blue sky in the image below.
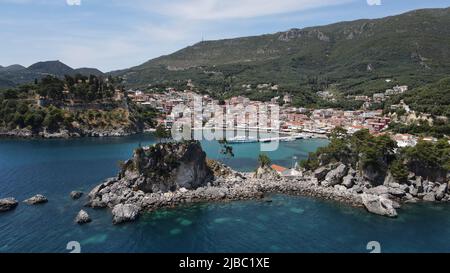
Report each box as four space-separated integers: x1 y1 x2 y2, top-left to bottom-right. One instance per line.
1 0 449 72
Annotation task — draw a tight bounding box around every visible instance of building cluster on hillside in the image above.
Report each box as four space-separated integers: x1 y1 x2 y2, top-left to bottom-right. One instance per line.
280 108 391 134
126 85 441 149
345 85 409 108
127 89 393 135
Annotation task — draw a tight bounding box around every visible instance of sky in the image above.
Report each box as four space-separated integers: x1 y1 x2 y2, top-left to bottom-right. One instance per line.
1 0 450 72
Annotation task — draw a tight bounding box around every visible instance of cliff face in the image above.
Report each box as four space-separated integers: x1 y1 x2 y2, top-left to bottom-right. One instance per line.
120 141 214 193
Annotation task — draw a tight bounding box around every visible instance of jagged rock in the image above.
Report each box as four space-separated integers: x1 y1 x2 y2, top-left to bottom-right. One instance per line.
436 183 448 201
361 194 398 218
254 166 279 180
425 181 436 193
322 164 348 187
409 186 419 197
0 198 18 212
388 187 406 198
128 141 214 193
112 204 140 224
383 172 397 186
362 165 386 185
314 167 329 181
334 185 348 192
415 176 423 187
423 192 436 202
405 198 418 204
365 185 389 196
342 174 355 188
351 185 364 194
24 194 48 205
70 191 83 200
75 210 91 224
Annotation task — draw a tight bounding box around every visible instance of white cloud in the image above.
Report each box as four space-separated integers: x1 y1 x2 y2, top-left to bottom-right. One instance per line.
66 0 81 6
367 0 382 6
147 0 355 20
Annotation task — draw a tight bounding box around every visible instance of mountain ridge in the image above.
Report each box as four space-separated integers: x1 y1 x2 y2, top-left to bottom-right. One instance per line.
115 6 450 102
0 60 104 88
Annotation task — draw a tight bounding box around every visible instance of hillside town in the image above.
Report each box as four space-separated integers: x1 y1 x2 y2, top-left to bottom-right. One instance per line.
125 84 435 150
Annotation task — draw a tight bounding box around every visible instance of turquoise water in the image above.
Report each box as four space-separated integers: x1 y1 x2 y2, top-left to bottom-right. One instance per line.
1 134 450 253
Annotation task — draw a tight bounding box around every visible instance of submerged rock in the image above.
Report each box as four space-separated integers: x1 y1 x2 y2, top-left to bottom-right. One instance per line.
75 210 91 224
70 191 84 200
361 194 397 218
24 194 48 205
112 204 140 224
0 198 18 212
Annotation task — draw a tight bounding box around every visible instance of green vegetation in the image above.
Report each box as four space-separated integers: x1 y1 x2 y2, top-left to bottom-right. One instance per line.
402 77 450 117
0 60 104 88
301 127 450 183
258 153 272 168
0 75 156 134
155 124 171 142
389 160 409 183
403 139 450 174
118 8 450 106
389 120 450 138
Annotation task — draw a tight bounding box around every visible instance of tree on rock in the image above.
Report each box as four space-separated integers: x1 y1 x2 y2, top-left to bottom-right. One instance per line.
155 124 170 143
258 153 271 168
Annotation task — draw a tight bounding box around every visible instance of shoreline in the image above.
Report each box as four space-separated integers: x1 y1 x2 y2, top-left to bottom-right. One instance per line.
86 169 365 224
0 127 144 139
87 168 450 224
0 126 329 140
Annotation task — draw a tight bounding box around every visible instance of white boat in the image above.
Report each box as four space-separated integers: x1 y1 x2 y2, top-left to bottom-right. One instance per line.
227 136 258 144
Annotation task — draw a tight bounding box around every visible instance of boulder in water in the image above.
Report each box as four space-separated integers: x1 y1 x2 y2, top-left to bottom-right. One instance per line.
112 204 140 224
75 210 91 224
361 193 397 217
0 198 18 212
24 194 48 205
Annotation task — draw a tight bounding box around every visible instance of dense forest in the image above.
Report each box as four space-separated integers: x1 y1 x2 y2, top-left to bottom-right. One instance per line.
0 75 157 134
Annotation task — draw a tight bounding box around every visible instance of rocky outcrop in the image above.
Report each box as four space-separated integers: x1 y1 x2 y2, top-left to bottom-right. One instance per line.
436 183 448 201
120 141 214 193
75 210 91 224
24 194 48 205
362 194 398 218
112 204 140 224
254 166 279 180
342 173 355 188
87 142 365 224
322 164 348 187
0 198 18 212
314 166 329 181
85 142 449 223
70 191 83 200
423 192 436 202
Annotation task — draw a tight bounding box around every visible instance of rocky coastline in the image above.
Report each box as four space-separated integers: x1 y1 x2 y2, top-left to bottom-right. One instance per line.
0 127 141 139
84 141 450 224
2 141 448 224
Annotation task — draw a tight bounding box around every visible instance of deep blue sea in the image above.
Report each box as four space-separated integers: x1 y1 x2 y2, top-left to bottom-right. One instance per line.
1 134 450 253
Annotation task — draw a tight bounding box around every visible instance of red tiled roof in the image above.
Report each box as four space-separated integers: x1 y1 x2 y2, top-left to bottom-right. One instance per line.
271 164 288 173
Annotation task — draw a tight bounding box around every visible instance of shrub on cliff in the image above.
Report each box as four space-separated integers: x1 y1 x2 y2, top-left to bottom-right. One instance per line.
301 127 450 183
258 153 271 168
389 160 409 183
301 128 396 172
